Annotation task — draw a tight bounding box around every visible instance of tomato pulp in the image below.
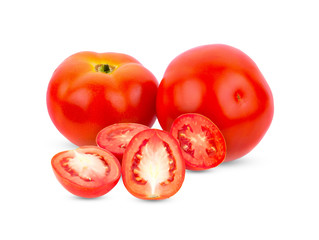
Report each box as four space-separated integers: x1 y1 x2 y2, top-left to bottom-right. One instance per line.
170 113 226 170
47 51 158 146
51 146 121 198
156 44 274 161
96 123 149 162
122 129 185 200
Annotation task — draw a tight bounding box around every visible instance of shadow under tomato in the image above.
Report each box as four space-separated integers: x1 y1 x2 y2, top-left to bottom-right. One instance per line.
219 156 254 168
69 195 109 201
185 156 254 174
47 138 79 149
185 167 217 175
130 195 176 204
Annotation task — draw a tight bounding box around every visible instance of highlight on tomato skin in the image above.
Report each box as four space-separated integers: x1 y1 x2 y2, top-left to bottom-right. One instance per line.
96 123 149 162
170 113 226 171
121 129 185 200
51 146 121 198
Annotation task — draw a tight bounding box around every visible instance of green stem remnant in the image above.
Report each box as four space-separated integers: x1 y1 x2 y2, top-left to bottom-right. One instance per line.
236 93 241 101
95 64 116 74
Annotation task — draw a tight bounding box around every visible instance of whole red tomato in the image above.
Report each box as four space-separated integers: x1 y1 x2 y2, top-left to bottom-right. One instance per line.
47 51 158 146
156 44 274 162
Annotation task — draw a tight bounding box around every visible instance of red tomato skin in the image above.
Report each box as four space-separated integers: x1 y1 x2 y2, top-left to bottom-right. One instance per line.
52 165 119 198
156 44 274 162
47 52 158 146
51 146 121 198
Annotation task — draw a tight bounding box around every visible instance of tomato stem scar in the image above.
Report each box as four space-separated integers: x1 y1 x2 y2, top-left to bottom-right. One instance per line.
95 64 116 74
236 92 242 101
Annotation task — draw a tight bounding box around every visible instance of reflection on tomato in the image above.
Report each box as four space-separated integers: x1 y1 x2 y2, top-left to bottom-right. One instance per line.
156 44 274 161
51 146 121 198
122 129 185 200
47 51 158 146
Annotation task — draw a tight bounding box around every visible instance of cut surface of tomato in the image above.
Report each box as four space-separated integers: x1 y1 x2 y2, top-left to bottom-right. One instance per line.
51 146 121 198
122 129 185 200
96 123 149 162
170 113 226 170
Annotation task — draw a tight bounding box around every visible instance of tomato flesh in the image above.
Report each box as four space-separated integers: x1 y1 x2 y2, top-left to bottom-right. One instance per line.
96 123 149 162
122 129 185 200
60 150 110 181
51 146 121 198
170 113 226 170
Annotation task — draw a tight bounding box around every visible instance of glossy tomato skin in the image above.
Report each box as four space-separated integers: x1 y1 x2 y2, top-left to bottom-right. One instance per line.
122 129 185 200
47 52 158 146
96 123 149 162
156 44 274 162
170 113 226 170
51 146 121 198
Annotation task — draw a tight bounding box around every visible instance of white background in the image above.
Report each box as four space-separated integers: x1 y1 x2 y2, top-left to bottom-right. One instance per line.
1 0 318 239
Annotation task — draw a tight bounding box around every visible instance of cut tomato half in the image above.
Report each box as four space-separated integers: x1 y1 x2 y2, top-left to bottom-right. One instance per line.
51 146 121 198
170 113 226 170
96 123 149 162
122 129 185 200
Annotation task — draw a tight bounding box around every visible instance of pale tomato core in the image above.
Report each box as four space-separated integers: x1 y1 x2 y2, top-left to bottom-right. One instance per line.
104 127 135 148
61 150 109 181
131 137 176 198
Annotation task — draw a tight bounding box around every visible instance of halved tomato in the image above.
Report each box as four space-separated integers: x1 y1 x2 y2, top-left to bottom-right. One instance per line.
170 113 226 170
96 123 149 162
51 146 121 198
122 129 185 200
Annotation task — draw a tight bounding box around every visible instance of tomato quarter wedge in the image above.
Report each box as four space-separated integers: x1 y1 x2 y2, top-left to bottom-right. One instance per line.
170 113 226 170
51 146 121 198
122 129 185 200
96 123 149 162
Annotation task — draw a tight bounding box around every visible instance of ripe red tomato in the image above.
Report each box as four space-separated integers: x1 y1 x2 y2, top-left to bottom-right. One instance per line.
156 44 274 162
170 113 226 170
51 146 121 198
122 129 185 200
47 51 158 146
96 123 149 162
